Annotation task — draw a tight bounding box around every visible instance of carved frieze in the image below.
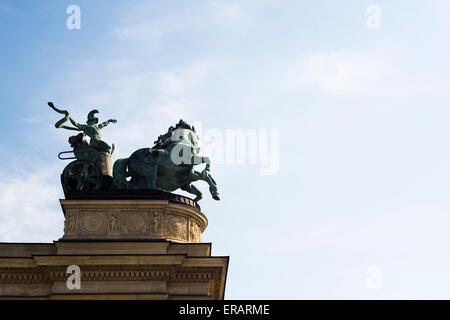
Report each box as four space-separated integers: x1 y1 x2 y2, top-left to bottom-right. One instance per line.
64 209 77 236
78 210 108 235
189 220 202 243
117 210 149 234
163 214 188 241
150 208 163 235
61 201 206 243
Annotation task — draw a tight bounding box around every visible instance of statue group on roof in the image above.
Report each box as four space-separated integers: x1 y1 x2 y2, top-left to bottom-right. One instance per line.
49 102 219 202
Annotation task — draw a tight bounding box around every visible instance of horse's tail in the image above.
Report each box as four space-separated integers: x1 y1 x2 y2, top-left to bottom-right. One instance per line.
112 158 130 189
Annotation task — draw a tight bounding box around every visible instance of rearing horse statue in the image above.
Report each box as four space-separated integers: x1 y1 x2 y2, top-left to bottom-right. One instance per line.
113 119 220 202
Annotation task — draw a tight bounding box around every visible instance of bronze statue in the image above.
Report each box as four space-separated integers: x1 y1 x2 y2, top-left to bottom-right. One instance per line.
49 102 116 192
49 102 219 202
48 102 117 153
113 119 220 202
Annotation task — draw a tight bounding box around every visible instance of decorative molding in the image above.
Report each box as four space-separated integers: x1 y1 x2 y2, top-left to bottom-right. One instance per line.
0 268 213 284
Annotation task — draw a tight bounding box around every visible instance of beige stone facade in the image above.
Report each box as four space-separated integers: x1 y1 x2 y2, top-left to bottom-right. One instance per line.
61 200 207 243
0 199 228 300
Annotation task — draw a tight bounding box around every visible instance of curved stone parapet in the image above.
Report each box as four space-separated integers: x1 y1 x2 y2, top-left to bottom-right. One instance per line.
64 189 201 211
61 199 207 243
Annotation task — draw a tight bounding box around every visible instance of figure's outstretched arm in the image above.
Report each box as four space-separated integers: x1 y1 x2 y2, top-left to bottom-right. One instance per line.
69 117 84 130
48 102 82 131
98 119 117 129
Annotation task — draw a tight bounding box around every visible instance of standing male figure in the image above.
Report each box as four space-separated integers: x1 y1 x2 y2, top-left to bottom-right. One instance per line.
48 102 117 153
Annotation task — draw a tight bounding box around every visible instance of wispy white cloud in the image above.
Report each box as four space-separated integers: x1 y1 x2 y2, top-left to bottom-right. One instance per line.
113 0 247 42
210 1 245 20
0 164 63 242
293 51 389 94
285 49 450 96
113 19 184 41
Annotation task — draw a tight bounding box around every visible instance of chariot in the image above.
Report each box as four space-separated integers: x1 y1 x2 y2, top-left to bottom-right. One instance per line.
59 133 113 192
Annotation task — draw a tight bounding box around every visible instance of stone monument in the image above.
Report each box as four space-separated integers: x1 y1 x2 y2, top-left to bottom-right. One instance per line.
0 102 228 299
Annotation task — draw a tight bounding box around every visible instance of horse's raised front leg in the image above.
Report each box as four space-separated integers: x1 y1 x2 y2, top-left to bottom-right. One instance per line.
181 183 203 202
202 168 220 200
190 163 220 200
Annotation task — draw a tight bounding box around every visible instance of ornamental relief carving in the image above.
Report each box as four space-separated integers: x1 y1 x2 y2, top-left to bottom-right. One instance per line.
107 210 149 235
63 206 203 242
189 220 202 243
107 210 121 235
150 208 163 235
78 210 108 235
64 209 78 235
163 214 188 241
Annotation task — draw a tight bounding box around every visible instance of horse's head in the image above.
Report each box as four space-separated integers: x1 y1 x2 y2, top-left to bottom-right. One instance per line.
171 127 200 154
155 119 200 154
188 129 201 154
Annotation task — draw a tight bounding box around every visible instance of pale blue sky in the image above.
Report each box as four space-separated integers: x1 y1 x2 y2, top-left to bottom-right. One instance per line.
1 0 450 299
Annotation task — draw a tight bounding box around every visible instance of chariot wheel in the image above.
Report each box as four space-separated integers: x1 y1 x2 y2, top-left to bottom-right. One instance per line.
61 159 103 192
